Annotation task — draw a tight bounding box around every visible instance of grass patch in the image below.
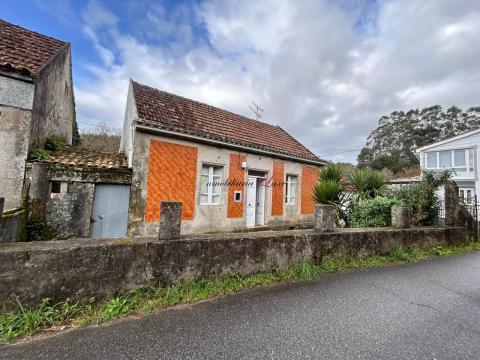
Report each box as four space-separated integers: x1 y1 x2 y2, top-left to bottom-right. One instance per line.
1 241 480 343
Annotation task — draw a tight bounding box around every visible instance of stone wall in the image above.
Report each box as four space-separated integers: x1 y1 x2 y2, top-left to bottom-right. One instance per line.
0 226 466 307
0 208 25 243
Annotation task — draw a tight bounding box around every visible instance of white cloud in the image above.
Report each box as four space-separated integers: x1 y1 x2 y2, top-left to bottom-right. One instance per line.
73 0 480 163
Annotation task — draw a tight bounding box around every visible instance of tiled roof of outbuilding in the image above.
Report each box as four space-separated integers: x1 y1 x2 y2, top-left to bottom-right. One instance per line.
45 149 128 170
0 19 66 76
132 81 325 164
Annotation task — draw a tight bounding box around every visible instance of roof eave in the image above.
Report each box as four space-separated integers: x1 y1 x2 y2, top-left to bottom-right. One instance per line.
416 128 480 153
134 119 326 166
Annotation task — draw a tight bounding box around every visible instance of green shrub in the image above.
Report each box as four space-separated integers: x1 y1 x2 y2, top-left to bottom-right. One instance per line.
44 138 64 151
349 196 403 228
393 170 452 226
28 147 51 161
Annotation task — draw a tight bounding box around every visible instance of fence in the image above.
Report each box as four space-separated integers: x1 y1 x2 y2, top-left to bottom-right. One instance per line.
439 195 479 240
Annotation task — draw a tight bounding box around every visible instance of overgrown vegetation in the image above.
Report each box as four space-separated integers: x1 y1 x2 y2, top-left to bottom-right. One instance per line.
312 163 452 228
391 170 453 226
2 241 479 343
349 196 403 228
78 123 121 152
28 137 66 161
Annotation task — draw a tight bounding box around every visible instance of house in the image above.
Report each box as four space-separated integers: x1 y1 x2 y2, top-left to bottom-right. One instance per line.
121 80 326 235
0 19 75 212
416 128 479 202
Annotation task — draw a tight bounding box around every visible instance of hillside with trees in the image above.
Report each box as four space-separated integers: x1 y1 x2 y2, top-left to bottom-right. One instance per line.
358 106 480 174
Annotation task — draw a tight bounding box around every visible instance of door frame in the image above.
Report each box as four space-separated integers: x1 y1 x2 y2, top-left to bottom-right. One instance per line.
245 170 267 227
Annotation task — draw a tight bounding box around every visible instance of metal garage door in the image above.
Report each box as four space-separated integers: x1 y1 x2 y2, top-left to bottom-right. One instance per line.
90 184 130 238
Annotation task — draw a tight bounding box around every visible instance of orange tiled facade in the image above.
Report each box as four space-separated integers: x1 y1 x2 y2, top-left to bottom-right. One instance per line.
145 140 198 222
301 166 318 214
227 153 246 218
271 161 284 216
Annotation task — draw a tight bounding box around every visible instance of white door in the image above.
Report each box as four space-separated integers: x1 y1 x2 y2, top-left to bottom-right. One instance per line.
255 179 265 225
246 176 257 227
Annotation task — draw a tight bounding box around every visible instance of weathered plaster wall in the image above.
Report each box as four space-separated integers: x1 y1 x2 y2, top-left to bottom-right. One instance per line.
119 81 137 167
0 105 32 210
128 131 318 236
0 74 34 109
46 182 95 239
30 45 74 147
0 226 466 307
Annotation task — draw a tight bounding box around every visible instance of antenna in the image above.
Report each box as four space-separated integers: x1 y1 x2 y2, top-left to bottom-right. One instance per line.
249 102 264 120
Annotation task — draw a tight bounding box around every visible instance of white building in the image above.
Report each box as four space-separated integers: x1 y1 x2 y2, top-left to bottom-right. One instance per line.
416 128 480 202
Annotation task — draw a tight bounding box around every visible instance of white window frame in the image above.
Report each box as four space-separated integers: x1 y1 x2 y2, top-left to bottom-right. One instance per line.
200 164 223 205
424 148 474 177
285 175 297 205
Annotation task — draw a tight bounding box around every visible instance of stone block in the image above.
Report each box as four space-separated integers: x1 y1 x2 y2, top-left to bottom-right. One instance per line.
313 204 334 232
158 202 182 240
445 181 460 226
391 206 410 228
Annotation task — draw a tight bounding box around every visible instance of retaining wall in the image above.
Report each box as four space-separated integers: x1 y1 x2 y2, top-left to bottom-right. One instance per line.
0 226 466 308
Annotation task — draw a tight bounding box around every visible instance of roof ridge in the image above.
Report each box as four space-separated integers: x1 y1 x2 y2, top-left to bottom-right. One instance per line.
131 80 280 130
275 125 319 159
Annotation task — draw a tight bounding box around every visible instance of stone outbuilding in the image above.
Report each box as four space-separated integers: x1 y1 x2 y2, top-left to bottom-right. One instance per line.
26 148 131 240
120 80 326 236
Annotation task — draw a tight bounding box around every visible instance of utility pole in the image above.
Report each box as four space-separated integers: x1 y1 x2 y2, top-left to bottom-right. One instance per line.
249 102 264 121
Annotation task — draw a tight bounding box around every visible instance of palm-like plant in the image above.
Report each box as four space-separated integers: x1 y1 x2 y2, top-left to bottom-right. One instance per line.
318 163 343 183
312 180 343 205
348 169 386 200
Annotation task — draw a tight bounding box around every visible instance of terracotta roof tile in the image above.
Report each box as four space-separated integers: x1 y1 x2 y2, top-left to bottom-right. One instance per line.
0 19 65 76
45 149 128 170
132 81 325 164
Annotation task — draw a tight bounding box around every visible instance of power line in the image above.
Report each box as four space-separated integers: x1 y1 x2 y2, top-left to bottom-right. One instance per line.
318 148 362 157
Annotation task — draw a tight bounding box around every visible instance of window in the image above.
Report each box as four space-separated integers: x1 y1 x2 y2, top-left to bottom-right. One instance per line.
424 148 474 177
50 181 61 194
200 165 222 205
285 175 297 204
234 191 242 202
439 151 451 168
426 152 437 168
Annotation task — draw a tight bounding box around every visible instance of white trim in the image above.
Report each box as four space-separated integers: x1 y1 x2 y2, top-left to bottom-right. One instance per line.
416 128 480 152
285 174 297 205
134 122 326 166
200 164 222 205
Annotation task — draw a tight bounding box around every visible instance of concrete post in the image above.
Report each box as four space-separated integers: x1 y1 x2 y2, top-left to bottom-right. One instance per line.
158 202 182 240
313 204 334 232
444 181 459 226
391 206 410 229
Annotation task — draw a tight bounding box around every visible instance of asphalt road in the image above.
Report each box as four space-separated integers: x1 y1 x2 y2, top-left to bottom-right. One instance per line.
2 251 480 360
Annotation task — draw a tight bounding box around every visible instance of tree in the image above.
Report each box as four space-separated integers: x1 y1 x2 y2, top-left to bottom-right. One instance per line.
358 105 480 174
